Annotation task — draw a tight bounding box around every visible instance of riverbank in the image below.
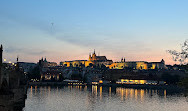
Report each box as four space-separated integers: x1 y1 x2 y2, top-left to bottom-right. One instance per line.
29 82 184 91
0 85 27 111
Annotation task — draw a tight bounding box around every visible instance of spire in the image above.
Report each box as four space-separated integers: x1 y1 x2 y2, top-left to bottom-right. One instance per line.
94 49 95 54
161 59 165 63
0 44 3 51
89 53 91 57
17 55 19 62
16 55 20 70
44 57 47 62
0 44 2 66
89 53 92 61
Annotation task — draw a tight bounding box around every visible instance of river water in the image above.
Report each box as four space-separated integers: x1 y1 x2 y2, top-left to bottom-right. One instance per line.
23 86 188 111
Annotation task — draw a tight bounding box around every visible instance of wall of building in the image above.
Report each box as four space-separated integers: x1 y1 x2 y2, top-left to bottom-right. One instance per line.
108 61 165 70
117 79 147 84
61 61 92 67
136 62 148 70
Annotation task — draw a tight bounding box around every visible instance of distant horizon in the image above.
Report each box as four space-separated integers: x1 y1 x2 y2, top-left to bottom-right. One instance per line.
1 46 178 65
1 0 188 65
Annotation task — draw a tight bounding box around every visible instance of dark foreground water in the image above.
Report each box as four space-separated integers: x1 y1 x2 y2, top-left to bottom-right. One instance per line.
23 86 188 111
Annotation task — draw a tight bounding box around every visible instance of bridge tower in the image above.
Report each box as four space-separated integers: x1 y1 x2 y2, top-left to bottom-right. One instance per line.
0 45 3 88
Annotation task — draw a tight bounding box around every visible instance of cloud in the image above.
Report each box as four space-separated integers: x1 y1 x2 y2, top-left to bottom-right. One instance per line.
5 46 47 55
0 11 154 53
55 34 105 47
0 12 112 48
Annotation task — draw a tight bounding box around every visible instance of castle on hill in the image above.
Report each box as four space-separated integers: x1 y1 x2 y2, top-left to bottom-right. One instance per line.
60 50 113 67
60 49 166 70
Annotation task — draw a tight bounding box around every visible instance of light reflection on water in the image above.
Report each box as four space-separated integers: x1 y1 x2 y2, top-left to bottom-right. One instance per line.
24 86 188 111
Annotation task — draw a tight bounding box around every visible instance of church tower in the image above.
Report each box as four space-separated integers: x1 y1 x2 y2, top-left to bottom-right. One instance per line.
0 45 3 71
89 53 92 61
92 49 96 61
0 45 3 87
121 57 123 62
161 59 165 64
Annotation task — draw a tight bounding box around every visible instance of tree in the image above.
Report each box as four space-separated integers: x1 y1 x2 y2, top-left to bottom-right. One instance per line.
69 63 73 67
167 40 188 89
89 63 93 67
179 77 188 89
161 73 180 85
28 65 40 79
167 40 188 64
79 63 85 68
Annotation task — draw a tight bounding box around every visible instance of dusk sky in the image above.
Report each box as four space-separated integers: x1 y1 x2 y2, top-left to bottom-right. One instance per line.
0 0 188 65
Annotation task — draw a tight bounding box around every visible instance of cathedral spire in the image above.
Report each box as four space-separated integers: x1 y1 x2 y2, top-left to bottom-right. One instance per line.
17 55 19 62
94 49 95 54
161 59 165 64
0 44 3 65
44 57 47 62
89 53 92 61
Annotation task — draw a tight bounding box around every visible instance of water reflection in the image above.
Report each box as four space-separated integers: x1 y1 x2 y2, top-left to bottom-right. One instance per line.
115 87 168 102
28 85 181 100
24 85 188 111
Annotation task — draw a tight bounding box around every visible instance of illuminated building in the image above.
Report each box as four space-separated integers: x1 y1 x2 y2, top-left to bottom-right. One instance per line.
116 74 166 85
38 57 60 81
60 49 113 67
60 60 88 67
88 49 113 66
60 50 165 70
116 79 148 84
109 58 166 70
41 71 60 81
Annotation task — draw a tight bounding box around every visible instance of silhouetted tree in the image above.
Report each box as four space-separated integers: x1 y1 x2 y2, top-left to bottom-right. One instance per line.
161 73 180 84
28 65 40 79
101 64 107 70
89 63 93 67
167 40 188 64
167 40 188 89
148 73 153 78
58 75 64 82
179 77 188 89
51 76 56 82
71 74 82 80
69 63 73 67
79 63 85 68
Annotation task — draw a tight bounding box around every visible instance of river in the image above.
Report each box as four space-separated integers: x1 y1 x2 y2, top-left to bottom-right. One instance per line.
23 86 188 111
